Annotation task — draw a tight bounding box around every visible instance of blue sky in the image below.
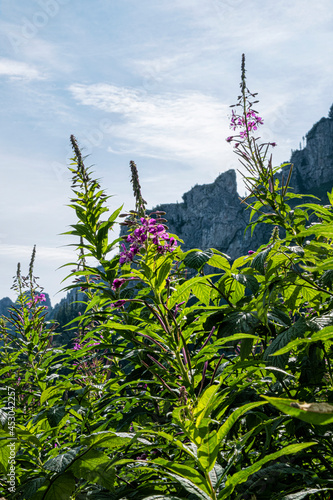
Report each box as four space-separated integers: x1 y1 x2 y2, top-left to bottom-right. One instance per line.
0 0 332 304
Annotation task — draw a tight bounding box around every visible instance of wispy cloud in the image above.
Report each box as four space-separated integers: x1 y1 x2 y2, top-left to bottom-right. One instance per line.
69 83 232 166
0 244 74 260
0 58 43 80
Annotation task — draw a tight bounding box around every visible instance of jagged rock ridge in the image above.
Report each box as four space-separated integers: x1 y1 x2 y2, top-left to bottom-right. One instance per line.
154 169 269 257
153 114 333 258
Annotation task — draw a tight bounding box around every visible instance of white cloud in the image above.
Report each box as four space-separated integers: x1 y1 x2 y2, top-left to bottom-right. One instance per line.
69 83 232 166
0 244 74 261
0 58 43 80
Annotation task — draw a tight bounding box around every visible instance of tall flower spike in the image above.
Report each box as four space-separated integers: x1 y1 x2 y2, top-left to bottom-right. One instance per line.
241 53 246 93
70 135 97 189
130 161 147 218
28 245 36 286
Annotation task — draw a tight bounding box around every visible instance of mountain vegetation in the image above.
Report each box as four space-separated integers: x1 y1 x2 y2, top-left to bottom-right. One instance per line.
1 56 333 499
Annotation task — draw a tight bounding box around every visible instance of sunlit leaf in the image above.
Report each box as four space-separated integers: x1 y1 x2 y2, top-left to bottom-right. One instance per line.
262 396 333 425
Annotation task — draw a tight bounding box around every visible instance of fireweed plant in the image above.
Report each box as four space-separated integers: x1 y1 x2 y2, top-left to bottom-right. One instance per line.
1 59 333 499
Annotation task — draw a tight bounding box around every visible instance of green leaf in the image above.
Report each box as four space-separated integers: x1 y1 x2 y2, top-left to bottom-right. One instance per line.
44 449 78 472
226 276 246 304
168 276 209 309
263 317 308 372
272 325 333 355
239 337 254 360
155 259 172 293
150 458 211 499
197 429 219 472
209 463 224 490
207 254 231 271
40 385 66 405
142 497 186 500
297 203 333 217
0 435 11 473
267 308 292 328
38 471 75 500
251 245 272 274
71 449 115 491
184 249 213 270
0 408 8 428
193 385 221 425
281 488 333 500
217 401 267 442
220 311 259 336
46 406 67 427
191 281 212 306
262 396 333 425
219 442 316 499
298 224 333 238
19 477 46 500
130 429 196 463
81 431 133 448
16 427 41 447
233 273 259 294
231 254 250 271
320 269 333 288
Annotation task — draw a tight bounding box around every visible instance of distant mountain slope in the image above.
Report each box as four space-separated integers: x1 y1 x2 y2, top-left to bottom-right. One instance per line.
281 116 333 199
0 290 86 347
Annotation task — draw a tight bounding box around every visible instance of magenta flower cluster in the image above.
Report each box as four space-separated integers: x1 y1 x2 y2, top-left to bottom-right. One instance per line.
27 293 47 309
119 217 177 265
231 108 263 133
226 108 264 144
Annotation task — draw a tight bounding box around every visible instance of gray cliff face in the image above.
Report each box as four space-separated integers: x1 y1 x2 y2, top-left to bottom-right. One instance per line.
151 114 333 258
280 117 333 198
156 169 271 257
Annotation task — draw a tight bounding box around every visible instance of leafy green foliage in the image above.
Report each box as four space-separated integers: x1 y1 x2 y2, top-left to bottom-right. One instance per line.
1 65 333 500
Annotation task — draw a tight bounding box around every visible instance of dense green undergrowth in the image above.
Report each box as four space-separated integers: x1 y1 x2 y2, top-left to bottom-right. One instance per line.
1 56 333 499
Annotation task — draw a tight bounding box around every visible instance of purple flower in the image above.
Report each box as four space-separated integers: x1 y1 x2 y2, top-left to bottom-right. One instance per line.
168 237 177 251
119 253 132 265
248 250 255 255
119 243 135 264
134 226 147 243
130 245 140 255
227 106 264 144
119 217 177 264
112 278 126 291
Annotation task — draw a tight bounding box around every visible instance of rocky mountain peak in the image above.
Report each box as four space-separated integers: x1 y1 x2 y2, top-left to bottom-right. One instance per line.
153 109 333 257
